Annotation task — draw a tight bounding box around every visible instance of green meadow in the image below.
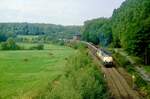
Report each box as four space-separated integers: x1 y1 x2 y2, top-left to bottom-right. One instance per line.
0 44 76 99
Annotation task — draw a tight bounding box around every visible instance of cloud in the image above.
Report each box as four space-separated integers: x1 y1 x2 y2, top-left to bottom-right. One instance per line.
0 0 125 25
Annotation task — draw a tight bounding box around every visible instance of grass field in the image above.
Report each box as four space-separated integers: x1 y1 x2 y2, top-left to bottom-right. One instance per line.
17 43 68 50
0 43 75 99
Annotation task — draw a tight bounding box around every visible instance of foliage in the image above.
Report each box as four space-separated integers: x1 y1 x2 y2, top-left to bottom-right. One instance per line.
50 39 65 46
98 19 112 47
0 23 81 42
68 42 87 50
82 18 112 46
144 66 150 73
82 0 150 64
111 0 150 63
36 44 109 99
113 51 150 98
1 37 20 50
113 52 130 68
29 44 44 50
0 34 7 42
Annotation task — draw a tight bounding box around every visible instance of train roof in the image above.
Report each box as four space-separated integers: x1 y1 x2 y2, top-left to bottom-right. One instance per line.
98 48 112 56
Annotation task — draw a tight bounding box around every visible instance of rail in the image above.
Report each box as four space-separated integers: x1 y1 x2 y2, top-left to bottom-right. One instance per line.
83 41 141 99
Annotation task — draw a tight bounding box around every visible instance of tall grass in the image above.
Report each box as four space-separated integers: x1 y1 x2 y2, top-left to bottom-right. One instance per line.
35 43 109 99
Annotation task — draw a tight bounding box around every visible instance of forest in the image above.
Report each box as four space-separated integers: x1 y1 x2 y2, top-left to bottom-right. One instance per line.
81 0 150 65
0 23 81 42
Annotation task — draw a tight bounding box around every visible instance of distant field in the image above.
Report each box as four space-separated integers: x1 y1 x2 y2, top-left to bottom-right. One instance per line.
0 44 75 99
17 43 68 50
17 35 39 38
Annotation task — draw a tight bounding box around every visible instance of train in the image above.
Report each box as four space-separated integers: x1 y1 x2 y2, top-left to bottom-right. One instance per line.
84 41 113 67
96 49 113 67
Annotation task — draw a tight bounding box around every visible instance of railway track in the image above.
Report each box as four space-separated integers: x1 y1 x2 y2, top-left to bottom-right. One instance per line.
84 41 141 99
103 67 140 99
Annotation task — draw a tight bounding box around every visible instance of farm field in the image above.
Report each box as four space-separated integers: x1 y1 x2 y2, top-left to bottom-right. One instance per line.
17 43 69 50
0 44 76 99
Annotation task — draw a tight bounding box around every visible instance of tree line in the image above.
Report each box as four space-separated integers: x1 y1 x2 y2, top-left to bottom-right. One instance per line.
81 0 150 65
0 23 81 42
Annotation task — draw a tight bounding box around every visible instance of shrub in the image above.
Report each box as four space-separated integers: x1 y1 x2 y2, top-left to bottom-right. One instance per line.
36 44 44 50
1 38 20 50
29 44 44 50
68 42 87 50
1 42 8 50
113 52 130 68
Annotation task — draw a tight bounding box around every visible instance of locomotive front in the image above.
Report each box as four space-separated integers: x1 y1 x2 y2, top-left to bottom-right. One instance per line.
96 49 113 67
103 56 113 66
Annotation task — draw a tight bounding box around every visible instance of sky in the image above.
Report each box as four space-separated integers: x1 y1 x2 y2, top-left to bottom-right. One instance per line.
0 0 125 25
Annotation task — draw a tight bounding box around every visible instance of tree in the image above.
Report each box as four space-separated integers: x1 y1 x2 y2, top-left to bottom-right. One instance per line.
82 18 111 45
111 0 150 64
1 38 20 50
0 23 81 41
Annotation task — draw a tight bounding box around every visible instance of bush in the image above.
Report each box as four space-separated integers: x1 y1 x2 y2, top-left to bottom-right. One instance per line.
29 44 44 50
1 42 8 50
1 38 20 50
68 42 87 50
50 39 65 46
36 44 44 50
113 52 130 68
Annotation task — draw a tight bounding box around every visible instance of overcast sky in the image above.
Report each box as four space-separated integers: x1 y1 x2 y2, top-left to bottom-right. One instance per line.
0 0 125 25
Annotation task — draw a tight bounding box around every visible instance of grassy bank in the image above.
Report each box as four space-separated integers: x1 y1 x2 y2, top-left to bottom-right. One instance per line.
35 43 109 99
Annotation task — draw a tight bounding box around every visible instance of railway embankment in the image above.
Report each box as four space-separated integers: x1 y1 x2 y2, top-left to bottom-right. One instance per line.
86 42 140 99
113 49 150 98
114 49 150 82
35 42 109 99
